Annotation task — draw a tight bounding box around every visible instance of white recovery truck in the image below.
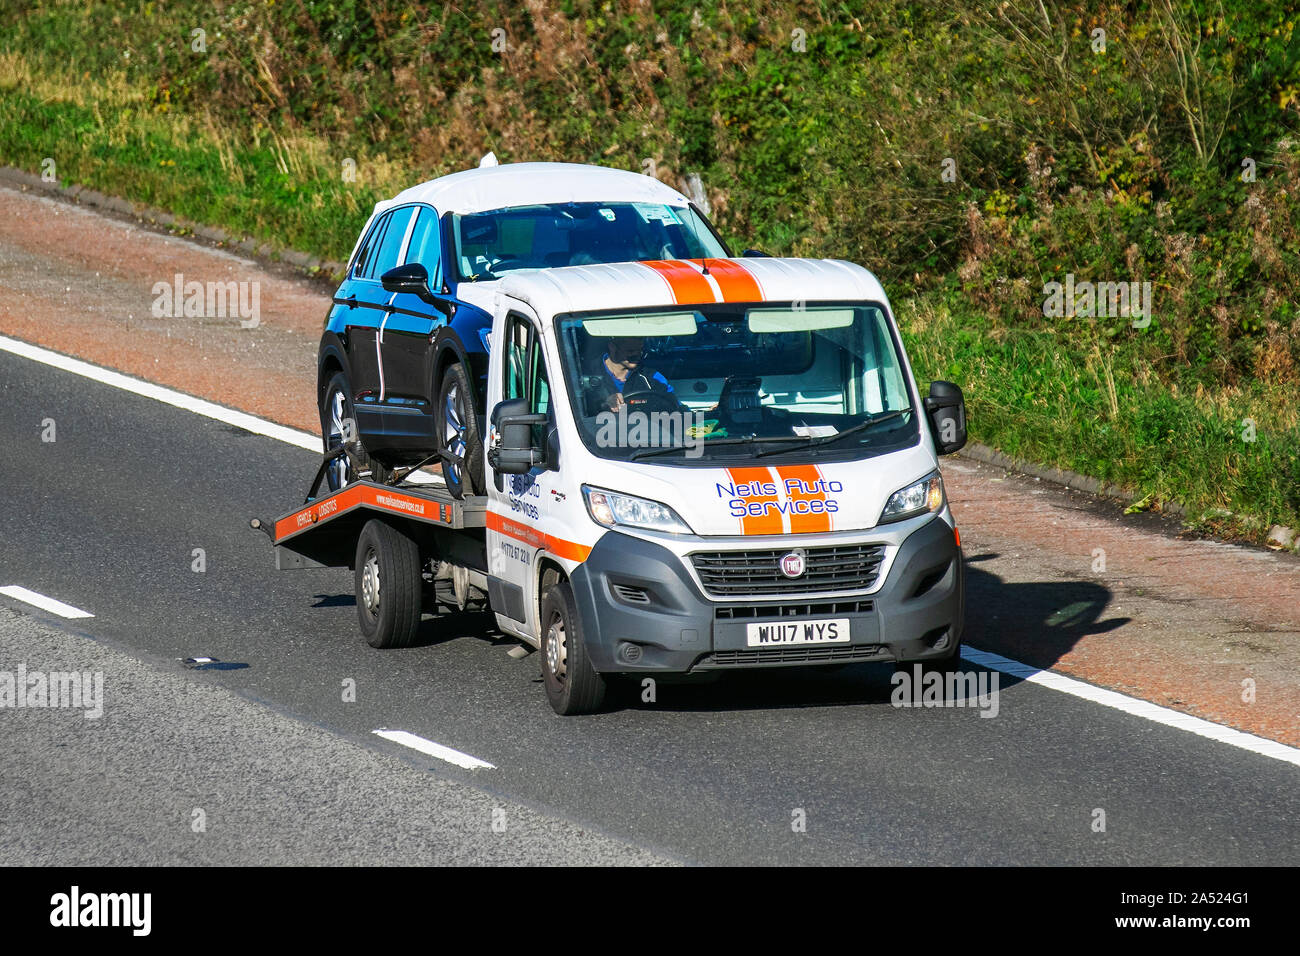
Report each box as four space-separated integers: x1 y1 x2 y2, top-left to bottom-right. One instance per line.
259 256 968 715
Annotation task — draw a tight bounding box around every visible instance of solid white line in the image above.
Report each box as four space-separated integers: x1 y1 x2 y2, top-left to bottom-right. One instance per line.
0 334 321 452
0 585 94 619
7 333 1299 770
373 729 496 770
961 646 1300 769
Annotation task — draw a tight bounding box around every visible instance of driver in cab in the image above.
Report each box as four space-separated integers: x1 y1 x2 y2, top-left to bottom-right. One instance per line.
583 337 678 414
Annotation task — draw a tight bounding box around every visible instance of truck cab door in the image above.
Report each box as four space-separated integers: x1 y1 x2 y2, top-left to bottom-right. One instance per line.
485 312 550 639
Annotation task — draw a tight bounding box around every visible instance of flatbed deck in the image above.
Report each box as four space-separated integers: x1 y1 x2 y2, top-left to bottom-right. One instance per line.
269 478 487 570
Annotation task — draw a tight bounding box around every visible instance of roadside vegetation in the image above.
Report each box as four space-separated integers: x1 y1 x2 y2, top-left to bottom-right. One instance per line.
1 1 1296 536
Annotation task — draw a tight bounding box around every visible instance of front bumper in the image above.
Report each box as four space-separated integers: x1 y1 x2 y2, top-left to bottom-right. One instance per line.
568 517 964 674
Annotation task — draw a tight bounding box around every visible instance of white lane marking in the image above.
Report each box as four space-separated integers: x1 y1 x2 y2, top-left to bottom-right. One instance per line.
0 585 94 619
1 333 444 484
0 334 320 452
7 333 1299 768
961 646 1300 769
373 729 496 770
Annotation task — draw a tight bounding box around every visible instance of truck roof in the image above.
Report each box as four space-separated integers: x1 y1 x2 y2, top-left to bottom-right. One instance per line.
498 257 890 317
386 162 693 216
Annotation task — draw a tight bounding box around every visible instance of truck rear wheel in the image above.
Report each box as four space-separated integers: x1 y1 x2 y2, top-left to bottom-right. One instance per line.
354 519 423 649
540 581 606 715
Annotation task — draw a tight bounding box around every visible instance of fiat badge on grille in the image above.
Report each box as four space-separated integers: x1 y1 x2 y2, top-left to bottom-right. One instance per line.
780 550 806 579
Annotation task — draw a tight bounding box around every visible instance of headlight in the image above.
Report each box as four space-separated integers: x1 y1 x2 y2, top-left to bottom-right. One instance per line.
879 473 945 524
583 486 693 534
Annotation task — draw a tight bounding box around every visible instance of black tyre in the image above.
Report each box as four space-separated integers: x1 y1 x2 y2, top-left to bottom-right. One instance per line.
354 519 423 649
540 581 606 715
321 371 390 490
436 362 484 499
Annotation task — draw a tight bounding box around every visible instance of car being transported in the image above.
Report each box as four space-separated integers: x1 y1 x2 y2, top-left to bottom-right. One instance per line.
317 159 730 497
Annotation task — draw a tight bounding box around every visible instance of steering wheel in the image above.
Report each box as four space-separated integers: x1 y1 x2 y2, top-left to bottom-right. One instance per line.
621 389 680 413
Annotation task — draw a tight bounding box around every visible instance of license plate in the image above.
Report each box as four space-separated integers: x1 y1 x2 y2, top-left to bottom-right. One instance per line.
745 618 851 647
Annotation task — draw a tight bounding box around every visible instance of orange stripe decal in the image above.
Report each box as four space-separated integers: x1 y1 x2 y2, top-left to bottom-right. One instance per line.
694 259 763 302
774 465 832 534
726 466 785 535
487 511 592 563
640 259 717 305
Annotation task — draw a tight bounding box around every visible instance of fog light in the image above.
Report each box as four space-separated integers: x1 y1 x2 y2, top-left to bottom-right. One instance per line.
619 642 643 663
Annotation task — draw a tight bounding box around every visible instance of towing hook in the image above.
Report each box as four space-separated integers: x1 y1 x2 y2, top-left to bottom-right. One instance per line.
248 517 274 540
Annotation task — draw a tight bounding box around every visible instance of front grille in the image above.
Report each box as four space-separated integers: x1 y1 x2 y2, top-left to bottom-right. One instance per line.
715 600 874 620
691 544 886 596
693 644 886 669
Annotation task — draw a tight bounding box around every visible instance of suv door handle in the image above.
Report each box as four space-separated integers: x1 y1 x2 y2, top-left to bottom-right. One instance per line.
344 295 357 309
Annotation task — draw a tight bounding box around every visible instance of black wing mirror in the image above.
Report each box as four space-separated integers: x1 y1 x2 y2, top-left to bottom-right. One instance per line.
380 263 455 316
923 381 967 455
489 398 548 475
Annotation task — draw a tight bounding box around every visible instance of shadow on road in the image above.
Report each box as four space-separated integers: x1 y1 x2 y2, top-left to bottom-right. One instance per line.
614 554 1129 714
304 552 1130 714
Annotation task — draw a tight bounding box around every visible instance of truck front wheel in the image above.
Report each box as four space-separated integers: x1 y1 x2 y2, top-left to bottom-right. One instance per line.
540 582 606 715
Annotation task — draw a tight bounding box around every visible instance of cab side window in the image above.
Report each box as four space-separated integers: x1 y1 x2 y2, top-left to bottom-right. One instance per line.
405 207 442 289
503 313 551 447
505 315 529 403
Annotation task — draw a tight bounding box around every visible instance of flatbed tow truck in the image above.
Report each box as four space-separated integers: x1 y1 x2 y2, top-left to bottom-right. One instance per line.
255 257 967 715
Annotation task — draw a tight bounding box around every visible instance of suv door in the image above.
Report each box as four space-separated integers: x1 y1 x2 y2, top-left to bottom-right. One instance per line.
351 205 416 447
378 205 447 448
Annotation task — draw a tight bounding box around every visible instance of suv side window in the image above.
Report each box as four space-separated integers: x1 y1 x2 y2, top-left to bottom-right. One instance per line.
369 205 416 281
352 214 388 279
405 206 442 289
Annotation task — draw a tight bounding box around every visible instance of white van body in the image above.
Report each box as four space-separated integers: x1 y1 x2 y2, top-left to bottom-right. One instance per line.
479 256 965 686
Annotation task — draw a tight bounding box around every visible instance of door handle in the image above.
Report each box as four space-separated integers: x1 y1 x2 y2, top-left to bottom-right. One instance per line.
344 295 357 309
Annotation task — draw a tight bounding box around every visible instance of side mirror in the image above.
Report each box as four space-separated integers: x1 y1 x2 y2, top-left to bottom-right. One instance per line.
741 248 770 258
924 380 967 455
488 398 548 475
381 262 433 301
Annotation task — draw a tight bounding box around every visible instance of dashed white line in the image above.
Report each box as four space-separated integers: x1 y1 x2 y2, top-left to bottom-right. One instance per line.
373 729 496 770
5 332 1298 769
961 646 1300 769
0 585 94 620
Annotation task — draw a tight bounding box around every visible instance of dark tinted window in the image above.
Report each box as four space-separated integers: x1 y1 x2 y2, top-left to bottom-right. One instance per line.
369 206 416 280
404 207 442 287
352 215 388 279
451 202 727 280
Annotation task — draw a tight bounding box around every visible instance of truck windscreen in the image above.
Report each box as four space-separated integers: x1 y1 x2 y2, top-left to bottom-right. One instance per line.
556 302 919 464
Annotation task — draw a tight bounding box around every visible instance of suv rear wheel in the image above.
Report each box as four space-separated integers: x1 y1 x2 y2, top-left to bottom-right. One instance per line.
321 370 389 490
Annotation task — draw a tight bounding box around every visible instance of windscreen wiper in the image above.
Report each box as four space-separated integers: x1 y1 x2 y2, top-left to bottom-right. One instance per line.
629 435 766 461
629 411 908 461
753 410 909 458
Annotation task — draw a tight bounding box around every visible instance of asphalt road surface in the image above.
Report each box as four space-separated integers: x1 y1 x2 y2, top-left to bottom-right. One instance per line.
2 347 1299 865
